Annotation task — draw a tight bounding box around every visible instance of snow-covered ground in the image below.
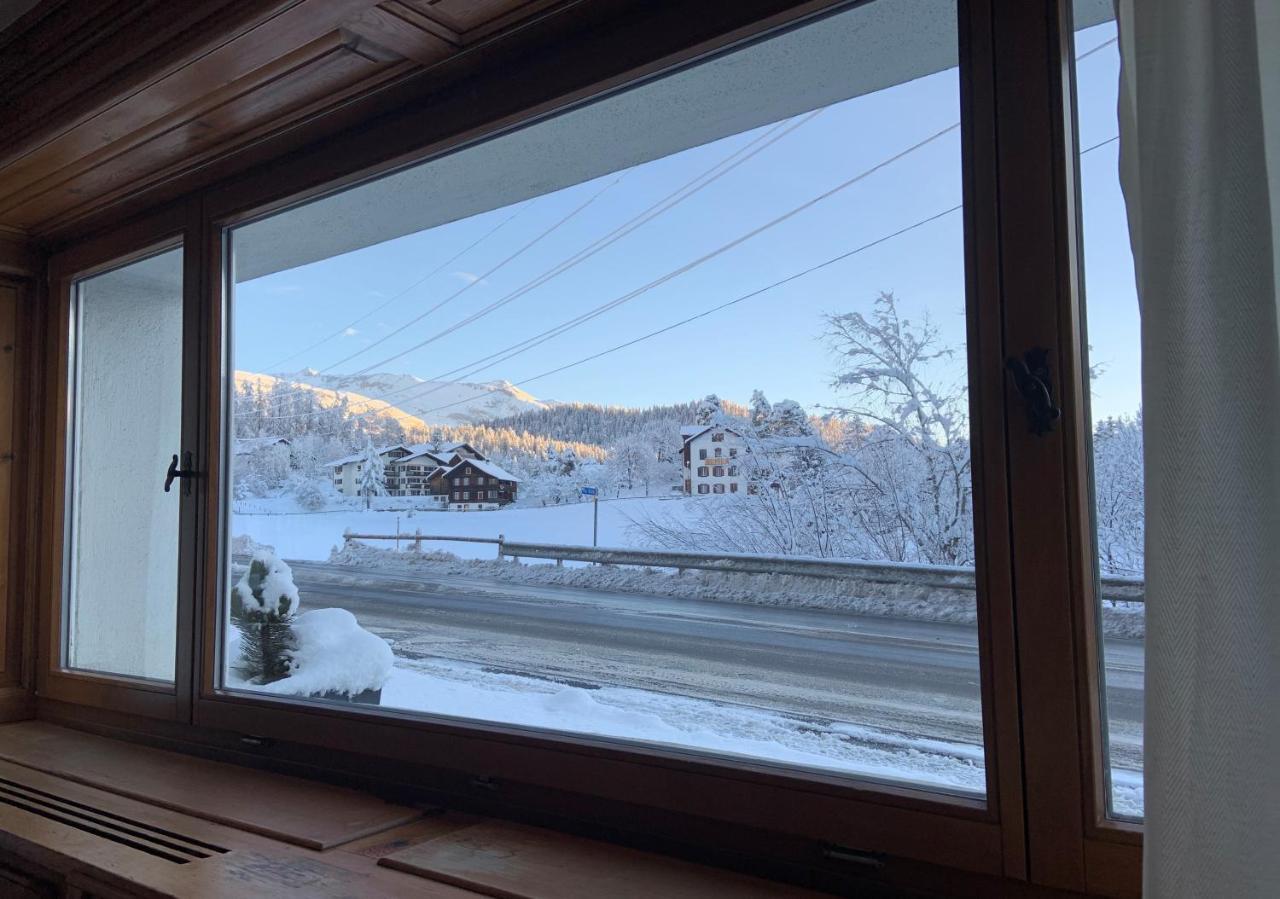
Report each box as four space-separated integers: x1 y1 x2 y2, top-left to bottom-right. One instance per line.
230 655 984 794
232 494 670 560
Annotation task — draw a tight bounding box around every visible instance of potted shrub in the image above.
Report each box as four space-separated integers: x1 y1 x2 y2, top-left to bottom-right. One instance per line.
229 549 393 705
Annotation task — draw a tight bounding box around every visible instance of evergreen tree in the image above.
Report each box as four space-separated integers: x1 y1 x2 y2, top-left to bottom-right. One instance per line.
695 394 724 426
357 438 387 510
230 551 299 684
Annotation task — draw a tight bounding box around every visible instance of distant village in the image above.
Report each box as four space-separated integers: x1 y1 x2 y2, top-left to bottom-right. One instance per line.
236 421 751 512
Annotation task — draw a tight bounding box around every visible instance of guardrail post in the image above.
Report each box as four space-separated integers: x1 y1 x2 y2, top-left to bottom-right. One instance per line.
414 528 422 552
497 534 504 560
342 528 351 548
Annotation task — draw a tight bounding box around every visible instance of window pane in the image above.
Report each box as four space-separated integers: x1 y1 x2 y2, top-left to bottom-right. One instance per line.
1071 3 1145 820
225 0 986 795
67 247 183 681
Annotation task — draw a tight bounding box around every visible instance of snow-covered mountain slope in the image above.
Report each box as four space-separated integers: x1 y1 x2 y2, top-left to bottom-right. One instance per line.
238 369 551 426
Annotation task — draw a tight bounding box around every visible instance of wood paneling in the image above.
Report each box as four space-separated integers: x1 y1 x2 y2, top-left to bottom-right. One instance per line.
0 0 571 238
0 285 14 681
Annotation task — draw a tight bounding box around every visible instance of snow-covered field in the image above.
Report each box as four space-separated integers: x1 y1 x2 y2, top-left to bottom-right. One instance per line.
232 494 669 561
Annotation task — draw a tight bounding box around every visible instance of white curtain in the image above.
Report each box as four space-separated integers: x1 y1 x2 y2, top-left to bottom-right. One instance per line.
1116 1 1279 896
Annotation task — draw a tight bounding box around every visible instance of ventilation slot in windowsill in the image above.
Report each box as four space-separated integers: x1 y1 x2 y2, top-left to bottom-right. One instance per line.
0 775 227 864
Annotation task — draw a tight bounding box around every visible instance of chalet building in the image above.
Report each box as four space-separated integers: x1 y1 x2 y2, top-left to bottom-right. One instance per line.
327 444 414 496
387 442 486 498
325 441 512 506
444 458 520 510
680 425 748 496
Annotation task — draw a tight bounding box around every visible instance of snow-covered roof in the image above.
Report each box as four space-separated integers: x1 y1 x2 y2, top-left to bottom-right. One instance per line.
234 436 291 455
680 425 744 445
444 457 521 483
394 448 449 467
325 443 414 467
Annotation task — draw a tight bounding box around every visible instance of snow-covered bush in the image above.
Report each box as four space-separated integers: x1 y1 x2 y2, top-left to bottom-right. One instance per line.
230 551 300 684
290 474 332 512
263 608 394 699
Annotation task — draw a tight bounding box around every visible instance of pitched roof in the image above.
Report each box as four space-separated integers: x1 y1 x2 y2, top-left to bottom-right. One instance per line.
443 457 521 483
680 425 743 445
234 436 291 455
394 448 450 467
324 443 414 467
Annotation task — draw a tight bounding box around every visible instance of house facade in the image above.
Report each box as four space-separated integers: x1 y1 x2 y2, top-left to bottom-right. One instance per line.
680 426 748 496
328 444 414 496
443 458 520 510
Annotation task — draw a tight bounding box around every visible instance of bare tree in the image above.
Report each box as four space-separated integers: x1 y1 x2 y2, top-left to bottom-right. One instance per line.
823 291 974 566
1091 410 1144 575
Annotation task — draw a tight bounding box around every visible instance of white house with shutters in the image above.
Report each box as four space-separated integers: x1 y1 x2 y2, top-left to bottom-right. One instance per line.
680 425 748 496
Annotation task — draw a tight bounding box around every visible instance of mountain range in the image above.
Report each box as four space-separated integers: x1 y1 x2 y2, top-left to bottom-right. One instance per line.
234 369 551 429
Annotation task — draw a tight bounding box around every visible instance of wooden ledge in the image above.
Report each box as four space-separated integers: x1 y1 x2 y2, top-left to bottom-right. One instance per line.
0 721 420 849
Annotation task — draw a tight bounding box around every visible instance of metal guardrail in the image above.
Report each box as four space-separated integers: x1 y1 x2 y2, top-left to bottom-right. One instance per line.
343 530 505 557
497 540 1146 603
342 532 1145 603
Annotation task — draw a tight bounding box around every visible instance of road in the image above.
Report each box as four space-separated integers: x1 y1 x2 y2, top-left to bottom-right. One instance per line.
282 559 1145 775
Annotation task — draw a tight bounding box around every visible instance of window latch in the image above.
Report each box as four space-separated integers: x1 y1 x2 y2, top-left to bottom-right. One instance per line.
1006 348 1061 436
164 451 196 495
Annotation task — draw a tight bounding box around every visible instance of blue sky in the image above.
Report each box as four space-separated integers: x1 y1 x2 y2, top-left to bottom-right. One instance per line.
235 21 1139 426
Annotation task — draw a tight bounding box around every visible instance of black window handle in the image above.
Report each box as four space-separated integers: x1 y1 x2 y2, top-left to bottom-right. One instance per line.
164 451 196 494
1007 348 1062 436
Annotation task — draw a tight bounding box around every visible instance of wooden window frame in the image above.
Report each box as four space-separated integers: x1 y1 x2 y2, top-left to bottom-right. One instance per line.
20 0 1144 894
37 202 204 723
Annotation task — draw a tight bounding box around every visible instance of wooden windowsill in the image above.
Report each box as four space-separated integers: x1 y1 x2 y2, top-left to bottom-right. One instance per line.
0 721 824 897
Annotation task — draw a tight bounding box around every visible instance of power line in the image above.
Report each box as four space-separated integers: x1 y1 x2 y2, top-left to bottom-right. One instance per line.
354 121 960 409
251 127 1120 429
319 173 625 374
252 33 1121 408
249 121 963 428
262 203 530 373
409 207 964 419
334 111 825 382
257 112 815 409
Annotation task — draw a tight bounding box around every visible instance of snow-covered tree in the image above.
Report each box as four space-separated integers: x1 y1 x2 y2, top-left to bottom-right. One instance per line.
1092 411 1144 575
749 390 772 428
823 290 973 565
356 439 387 510
230 551 299 684
694 394 725 426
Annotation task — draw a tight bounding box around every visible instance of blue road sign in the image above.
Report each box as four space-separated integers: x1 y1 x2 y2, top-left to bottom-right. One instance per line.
580 486 598 496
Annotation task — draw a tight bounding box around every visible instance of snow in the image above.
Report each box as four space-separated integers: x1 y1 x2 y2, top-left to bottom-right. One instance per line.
232 550 300 618
232 495 665 561
374 658 986 793
443 457 522 483
270 369 550 426
226 607 394 697
267 607 393 697
1109 768 1145 819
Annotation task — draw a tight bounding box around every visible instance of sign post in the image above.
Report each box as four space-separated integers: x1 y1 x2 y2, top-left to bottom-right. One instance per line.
580 486 599 546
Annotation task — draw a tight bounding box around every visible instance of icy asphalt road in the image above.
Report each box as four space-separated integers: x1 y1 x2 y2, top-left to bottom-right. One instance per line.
285 559 1145 773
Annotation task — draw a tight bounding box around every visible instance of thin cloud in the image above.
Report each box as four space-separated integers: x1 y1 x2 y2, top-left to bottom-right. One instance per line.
342 327 359 337
453 270 488 286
